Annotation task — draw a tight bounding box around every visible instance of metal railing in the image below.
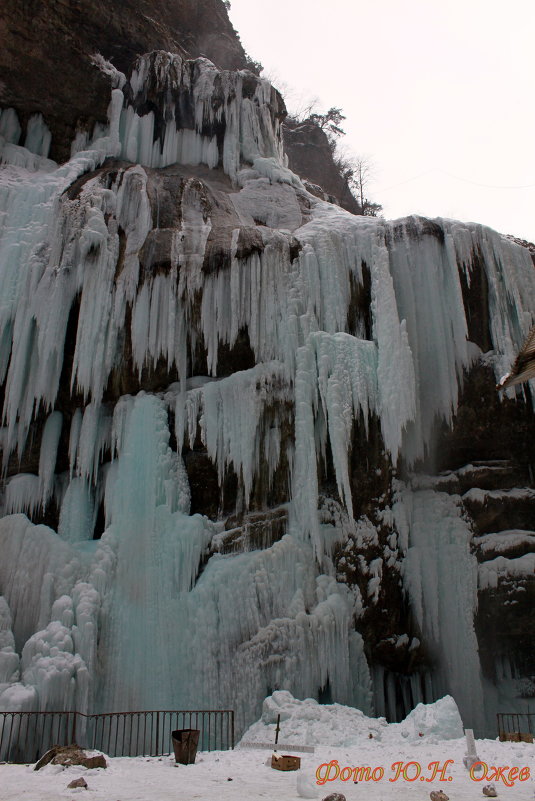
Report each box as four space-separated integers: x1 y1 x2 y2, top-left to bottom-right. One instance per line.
497 712 535 741
0 709 234 763
0 711 77 764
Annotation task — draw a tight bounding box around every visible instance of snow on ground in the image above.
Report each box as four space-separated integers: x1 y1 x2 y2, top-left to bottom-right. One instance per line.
1 695 534 800
1 737 534 801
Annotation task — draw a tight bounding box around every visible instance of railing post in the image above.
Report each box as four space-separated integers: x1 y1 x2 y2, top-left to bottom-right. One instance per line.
231 710 234 749
71 711 77 745
155 711 160 756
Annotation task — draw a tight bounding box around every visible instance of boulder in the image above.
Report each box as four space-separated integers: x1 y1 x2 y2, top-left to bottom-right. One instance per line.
67 777 88 789
34 744 107 771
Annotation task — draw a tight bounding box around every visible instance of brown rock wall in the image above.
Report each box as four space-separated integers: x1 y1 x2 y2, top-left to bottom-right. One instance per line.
283 119 361 215
0 0 247 161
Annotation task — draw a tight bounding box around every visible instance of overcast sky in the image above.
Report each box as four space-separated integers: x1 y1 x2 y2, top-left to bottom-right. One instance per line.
228 0 535 243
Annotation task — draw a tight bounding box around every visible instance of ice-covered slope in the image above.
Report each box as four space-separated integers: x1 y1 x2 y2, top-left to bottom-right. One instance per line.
0 51 534 738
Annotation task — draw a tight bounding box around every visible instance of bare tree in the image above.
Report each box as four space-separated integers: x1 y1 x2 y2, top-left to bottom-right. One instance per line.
334 151 383 217
351 156 382 212
289 94 321 123
260 70 321 123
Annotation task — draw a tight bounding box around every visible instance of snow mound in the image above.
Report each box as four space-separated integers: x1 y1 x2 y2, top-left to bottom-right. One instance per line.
240 690 463 747
389 694 464 742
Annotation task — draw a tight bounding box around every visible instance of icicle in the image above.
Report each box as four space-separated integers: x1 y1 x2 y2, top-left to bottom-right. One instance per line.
76 403 111 485
5 475 41 517
58 478 95 544
176 362 289 506
68 409 83 478
37 411 62 508
23 114 52 158
0 109 21 146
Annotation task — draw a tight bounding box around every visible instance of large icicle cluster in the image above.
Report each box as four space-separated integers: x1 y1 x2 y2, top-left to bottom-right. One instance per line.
116 51 286 180
0 50 534 738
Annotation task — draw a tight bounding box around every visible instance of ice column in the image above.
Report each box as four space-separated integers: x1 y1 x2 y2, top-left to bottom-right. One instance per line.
398 487 486 731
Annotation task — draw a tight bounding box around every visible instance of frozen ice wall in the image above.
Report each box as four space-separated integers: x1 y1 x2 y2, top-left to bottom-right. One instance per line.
0 52 534 736
117 51 286 180
395 486 485 732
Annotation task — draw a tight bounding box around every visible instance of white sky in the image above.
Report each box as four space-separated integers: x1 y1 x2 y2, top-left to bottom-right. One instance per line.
228 0 535 242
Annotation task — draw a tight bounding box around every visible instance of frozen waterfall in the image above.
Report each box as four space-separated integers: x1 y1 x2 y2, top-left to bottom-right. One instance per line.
0 51 534 737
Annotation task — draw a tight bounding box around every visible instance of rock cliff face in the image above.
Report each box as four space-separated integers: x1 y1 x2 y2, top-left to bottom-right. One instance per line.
283 119 361 214
0 0 247 161
0 0 534 745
